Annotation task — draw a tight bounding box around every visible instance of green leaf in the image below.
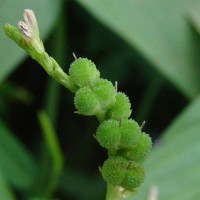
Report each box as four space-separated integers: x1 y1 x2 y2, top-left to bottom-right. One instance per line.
76 0 200 99
28 198 52 200
37 110 63 196
59 168 105 200
187 2 200 35
0 0 62 83
0 170 16 200
0 120 37 190
129 95 200 200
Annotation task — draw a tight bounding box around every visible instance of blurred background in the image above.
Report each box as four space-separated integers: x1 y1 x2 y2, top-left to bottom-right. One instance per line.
0 0 200 200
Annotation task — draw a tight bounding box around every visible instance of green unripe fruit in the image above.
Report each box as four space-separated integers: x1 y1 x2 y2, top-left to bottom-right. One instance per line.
74 87 99 116
74 79 116 117
101 156 145 191
119 132 152 162
106 92 132 120
96 120 121 149
121 163 145 190
119 119 141 149
92 79 116 111
69 58 100 87
101 157 127 186
96 119 141 150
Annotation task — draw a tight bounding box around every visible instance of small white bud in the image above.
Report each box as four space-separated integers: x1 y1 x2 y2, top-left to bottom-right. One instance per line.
23 9 39 38
17 9 44 53
17 9 40 41
18 21 32 38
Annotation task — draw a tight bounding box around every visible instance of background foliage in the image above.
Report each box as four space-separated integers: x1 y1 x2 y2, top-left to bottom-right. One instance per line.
0 0 200 199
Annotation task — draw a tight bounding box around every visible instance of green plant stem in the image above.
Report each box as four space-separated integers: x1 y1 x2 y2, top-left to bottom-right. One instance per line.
96 110 107 122
37 110 64 197
3 24 78 93
44 7 68 124
106 184 137 200
31 50 78 93
106 184 121 200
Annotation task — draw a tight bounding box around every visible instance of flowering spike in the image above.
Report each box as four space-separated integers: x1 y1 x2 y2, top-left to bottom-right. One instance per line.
3 9 78 92
4 9 153 199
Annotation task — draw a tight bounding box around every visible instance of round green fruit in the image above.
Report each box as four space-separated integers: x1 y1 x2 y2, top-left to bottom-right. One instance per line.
119 132 152 162
119 119 141 149
69 58 100 87
101 157 127 186
96 119 121 149
74 86 99 116
121 162 145 190
92 79 116 111
106 92 132 120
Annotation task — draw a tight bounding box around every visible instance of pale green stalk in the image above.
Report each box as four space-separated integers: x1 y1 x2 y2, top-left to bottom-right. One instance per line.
3 10 78 93
106 184 137 200
38 110 63 196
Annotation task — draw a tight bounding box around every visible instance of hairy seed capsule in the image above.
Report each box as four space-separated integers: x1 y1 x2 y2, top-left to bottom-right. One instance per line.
74 79 116 116
92 79 116 111
101 157 127 186
121 162 145 190
119 119 141 149
69 58 100 87
74 87 99 116
96 120 121 149
96 119 141 150
106 92 132 120
119 132 152 162
101 156 145 191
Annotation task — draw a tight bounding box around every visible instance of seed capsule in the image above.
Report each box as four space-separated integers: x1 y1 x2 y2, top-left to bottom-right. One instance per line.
101 157 127 186
69 58 100 87
96 120 121 149
119 132 152 162
121 162 145 190
92 79 116 111
106 92 132 120
74 87 99 116
119 119 141 149
101 156 145 191
96 119 141 150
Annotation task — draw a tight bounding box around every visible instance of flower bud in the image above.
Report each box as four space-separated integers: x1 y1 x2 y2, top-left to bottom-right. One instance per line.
18 9 44 53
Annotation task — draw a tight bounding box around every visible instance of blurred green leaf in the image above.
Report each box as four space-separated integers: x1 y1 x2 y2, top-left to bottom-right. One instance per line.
187 2 200 35
0 120 37 190
28 197 52 200
59 168 105 200
76 0 200 99
0 0 62 83
0 170 15 200
0 81 34 105
130 95 200 200
37 111 63 197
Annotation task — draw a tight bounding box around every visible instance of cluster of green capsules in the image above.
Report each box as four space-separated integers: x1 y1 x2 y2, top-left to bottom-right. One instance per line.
3 8 152 194
68 57 152 191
